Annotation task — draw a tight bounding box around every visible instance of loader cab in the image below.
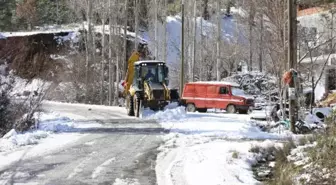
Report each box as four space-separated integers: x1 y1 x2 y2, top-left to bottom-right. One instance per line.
133 61 169 88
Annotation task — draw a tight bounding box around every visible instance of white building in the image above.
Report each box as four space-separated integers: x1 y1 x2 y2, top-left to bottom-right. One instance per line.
298 4 336 100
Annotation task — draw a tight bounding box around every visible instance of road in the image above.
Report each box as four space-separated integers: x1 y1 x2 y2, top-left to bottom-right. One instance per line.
0 102 165 185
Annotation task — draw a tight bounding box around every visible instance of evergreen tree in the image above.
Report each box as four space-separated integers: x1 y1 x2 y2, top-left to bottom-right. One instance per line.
36 0 76 26
0 0 15 31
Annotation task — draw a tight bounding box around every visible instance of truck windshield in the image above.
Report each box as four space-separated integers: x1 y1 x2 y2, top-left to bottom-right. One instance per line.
231 87 247 96
142 64 166 83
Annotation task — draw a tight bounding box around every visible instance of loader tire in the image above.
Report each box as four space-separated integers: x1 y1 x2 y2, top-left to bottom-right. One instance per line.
126 94 134 116
133 93 142 118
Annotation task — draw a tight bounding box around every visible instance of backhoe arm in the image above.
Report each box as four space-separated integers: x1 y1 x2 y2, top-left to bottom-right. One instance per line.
123 51 141 95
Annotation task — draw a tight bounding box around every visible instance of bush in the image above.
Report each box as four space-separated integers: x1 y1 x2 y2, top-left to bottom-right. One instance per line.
0 76 14 136
0 76 43 137
225 73 278 100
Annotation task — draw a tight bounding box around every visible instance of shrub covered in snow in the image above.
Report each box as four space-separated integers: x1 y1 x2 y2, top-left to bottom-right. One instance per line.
0 76 14 136
0 74 45 137
224 72 278 100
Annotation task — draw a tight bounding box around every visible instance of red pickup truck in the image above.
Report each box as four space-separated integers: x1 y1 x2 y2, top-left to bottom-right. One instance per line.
181 81 254 114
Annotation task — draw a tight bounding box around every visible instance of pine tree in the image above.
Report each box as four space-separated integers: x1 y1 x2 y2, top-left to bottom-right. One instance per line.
0 0 15 31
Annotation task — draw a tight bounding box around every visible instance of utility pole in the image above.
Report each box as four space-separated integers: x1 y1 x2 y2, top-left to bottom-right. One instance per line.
288 0 297 133
180 0 185 96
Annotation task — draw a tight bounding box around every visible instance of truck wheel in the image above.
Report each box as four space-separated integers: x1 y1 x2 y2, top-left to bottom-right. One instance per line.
226 105 236 114
126 94 135 116
133 93 142 118
186 103 196 112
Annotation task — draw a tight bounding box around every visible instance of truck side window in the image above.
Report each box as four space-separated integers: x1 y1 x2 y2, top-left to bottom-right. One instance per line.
219 87 229 94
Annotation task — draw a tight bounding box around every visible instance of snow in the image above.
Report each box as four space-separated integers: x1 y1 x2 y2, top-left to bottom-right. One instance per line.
0 33 6 39
156 138 282 185
0 112 75 152
250 106 274 120
92 157 116 179
191 81 240 87
148 106 294 185
144 107 291 140
143 14 245 88
134 60 165 65
313 107 332 118
0 132 83 172
0 111 86 171
180 142 258 185
0 29 79 38
11 76 51 98
113 178 141 185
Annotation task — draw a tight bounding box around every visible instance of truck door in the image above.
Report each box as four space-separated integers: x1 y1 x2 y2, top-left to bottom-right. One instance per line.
206 85 217 108
195 85 206 108
217 86 230 109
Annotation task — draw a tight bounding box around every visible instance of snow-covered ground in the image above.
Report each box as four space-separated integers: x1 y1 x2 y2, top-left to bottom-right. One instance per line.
0 111 86 172
141 107 294 185
0 102 114 172
0 101 301 185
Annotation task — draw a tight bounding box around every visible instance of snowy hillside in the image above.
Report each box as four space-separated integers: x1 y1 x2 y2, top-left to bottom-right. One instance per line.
142 11 246 88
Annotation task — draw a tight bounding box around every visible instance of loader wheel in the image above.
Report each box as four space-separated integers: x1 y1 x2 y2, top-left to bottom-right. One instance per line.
126 94 134 116
186 103 196 112
226 105 236 114
133 93 142 118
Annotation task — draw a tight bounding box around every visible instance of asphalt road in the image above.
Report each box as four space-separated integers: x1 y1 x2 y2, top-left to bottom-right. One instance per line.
0 102 165 185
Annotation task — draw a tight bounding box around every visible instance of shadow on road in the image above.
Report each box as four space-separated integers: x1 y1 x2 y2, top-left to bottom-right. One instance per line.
63 127 169 135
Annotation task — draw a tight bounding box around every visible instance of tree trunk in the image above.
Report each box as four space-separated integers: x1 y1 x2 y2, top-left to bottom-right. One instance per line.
249 22 253 72
192 1 197 82
216 0 221 81
135 0 139 51
200 16 204 80
248 2 254 72
154 0 158 58
202 0 209 20
85 0 93 104
114 26 121 106
108 0 113 106
114 1 121 106
310 76 315 113
101 15 106 105
259 13 263 72
123 0 128 76
163 0 167 62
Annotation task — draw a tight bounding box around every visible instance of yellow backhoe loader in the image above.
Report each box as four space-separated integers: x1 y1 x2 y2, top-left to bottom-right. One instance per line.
122 45 179 117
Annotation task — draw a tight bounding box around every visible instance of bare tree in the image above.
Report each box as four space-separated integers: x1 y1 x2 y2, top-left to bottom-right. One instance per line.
216 0 221 80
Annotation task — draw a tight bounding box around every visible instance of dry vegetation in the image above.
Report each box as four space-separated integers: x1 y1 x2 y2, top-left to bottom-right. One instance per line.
266 112 336 185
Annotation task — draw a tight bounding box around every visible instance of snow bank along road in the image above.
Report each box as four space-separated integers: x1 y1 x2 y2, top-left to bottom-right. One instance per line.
0 101 164 185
